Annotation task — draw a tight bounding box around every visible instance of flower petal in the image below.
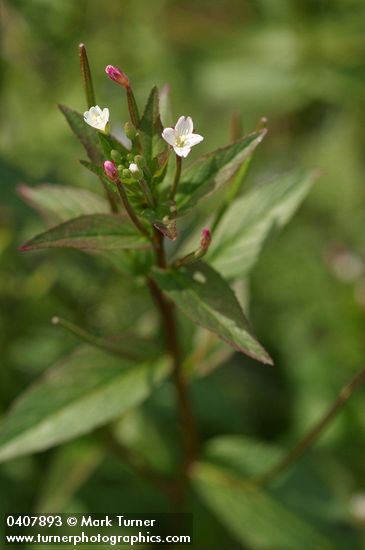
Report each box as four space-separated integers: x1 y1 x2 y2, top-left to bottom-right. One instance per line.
173 145 191 158
162 127 176 146
102 107 109 123
185 133 204 147
90 105 101 116
175 116 193 136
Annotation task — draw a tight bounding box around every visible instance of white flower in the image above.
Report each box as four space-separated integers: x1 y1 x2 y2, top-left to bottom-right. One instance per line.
162 116 204 158
83 105 109 131
129 163 139 174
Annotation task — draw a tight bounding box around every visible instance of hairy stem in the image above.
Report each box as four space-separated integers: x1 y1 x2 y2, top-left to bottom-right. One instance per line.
139 178 156 208
115 180 150 238
256 366 365 486
149 230 198 485
170 155 182 201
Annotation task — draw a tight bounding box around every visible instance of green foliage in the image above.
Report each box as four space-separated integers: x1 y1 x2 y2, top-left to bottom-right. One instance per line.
20 214 150 252
18 184 109 224
2 3 364 545
208 169 318 279
0 347 170 463
192 463 332 549
139 86 167 169
58 105 102 163
176 130 267 216
153 261 273 364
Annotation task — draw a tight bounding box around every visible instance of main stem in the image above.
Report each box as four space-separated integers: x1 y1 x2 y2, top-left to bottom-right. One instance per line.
149 229 198 477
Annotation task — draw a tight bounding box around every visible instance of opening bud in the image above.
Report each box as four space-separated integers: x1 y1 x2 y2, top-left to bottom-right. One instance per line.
129 163 142 179
200 228 212 251
103 160 119 182
105 65 130 88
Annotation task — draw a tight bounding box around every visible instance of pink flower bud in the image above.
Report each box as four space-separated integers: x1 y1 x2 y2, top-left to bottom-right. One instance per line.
105 65 130 88
200 228 212 250
103 160 119 182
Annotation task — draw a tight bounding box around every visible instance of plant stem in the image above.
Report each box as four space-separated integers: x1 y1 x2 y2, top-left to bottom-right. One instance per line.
99 429 183 503
256 366 365 486
115 180 150 239
170 155 182 201
102 180 119 213
139 178 156 208
148 229 198 482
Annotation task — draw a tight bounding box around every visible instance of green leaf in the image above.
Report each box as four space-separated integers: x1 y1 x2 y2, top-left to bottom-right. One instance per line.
139 86 167 168
98 132 128 159
192 463 332 550
208 169 318 279
176 130 267 216
203 435 285 478
53 316 160 362
58 104 102 164
0 347 171 462
159 84 173 127
152 261 273 365
19 214 150 252
18 184 109 224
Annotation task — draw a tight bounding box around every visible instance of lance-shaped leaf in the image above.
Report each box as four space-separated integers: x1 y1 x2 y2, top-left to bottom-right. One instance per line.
98 132 128 159
152 261 273 365
18 184 109 224
192 463 332 550
176 129 267 216
59 104 102 164
19 214 150 252
139 86 167 168
0 347 171 462
208 170 318 279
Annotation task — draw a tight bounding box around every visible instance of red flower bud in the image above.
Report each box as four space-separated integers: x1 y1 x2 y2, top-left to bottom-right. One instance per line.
103 160 119 182
105 65 130 88
200 228 212 250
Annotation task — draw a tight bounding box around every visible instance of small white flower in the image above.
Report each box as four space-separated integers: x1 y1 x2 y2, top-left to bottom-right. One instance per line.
129 163 139 174
162 116 204 158
83 105 109 131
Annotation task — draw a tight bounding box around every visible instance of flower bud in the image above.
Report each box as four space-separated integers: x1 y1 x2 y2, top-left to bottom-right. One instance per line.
124 121 136 140
121 168 132 180
110 149 122 163
105 65 130 88
134 155 147 170
200 228 212 251
103 160 119 182
129 163 142 179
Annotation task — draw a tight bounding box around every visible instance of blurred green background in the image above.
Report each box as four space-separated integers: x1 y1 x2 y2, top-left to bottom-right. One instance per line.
1 0 365 548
